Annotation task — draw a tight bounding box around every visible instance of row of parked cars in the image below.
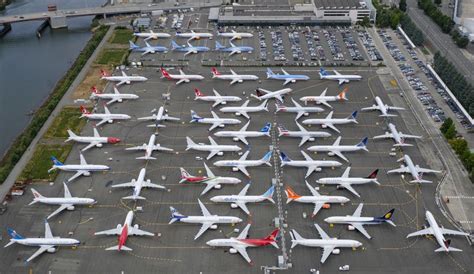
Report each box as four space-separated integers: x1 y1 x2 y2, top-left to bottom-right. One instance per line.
358 30 383 62
340 28 364 61
288 31 305 62
271 30 287 61
171 13 184 29
323 29 345 61
258 31 268 61
304 29 326 61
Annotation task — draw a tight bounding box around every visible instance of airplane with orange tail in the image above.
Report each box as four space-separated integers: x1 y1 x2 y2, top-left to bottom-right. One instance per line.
285 181 350 217
299 87 348 108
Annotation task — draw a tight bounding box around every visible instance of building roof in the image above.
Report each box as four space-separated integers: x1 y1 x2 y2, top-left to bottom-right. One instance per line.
313 0 366 9
208 7 219 21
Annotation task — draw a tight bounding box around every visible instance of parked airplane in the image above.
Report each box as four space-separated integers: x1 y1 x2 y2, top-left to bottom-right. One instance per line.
324 203 396 239
307 136 369 162
169 199 243 240
190 110 241 131
210 184 275 215
160 68 204 85
387 154 442 183
302 111 358 133
251 87 292 103
290 224 363 264
48 153 110 183
179 162 241 195
133 30 171 40
211 67 258 85
299 87 348 108
129 40 168 56
214 150 273 177
112 168 166 200
137 106 180 128
65 128 120 152
407 211 469 252
275 98 325 120
277 122 331 147
316 167 380 198
100 69 148 86
175 30 213 40
90 86 139 105
220 100 268 119
319 68 361 85
95 211 154 251
285 181 350 217
125 134 173 160
217 30 253 41
361 96 405 117
194 88 242 108
170 40 210 56
280 151 342 178
4 221 80 262
373 123 422 147
206 224 279 264
215 41 254 56
186 136 241 160
266 68 310 86
214 121 271 145
80 105 131 127
29 183 96 219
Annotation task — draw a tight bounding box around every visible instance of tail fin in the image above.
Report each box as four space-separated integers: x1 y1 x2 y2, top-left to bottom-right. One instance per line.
91 86 100 94
280 152 291 164
194 88 204 98
169 206 185 224
160 68 172 79
255 88 264 98
277 125 288 137
211 67 220 78
106 245 132 251
179 167 191 183
434 239 463 252
171 40 180 50
30 188 44 203
266 68 274 79
80 106 90 115
190 110 201 122
186 137 197 150
261 151 273 165
262 186 275 203
285 186 301 203
379 209 396 226
265 229 280 249
66 130 77 141
100 69 109 77
290 230 304 248
356 137 368 149
260 122 272 136
366 169 378 179
129 40 139 49
215 41 225 50
7 228 24 240
51 156 63 166
338 87 348 100
319 67 328 77
348 110 358 120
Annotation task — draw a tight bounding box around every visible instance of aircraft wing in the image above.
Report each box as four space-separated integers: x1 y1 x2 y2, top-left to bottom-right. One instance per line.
305 166 317 178
201 182 216 195
323 123 340 133
236 202 250 215
341 183 360 197
283 79 293 86
195 222 213 240
204 162 215 178
236 136 249 145
126 145 147 151
238 166 250 177
95 227 121 235
295 111 305 121
387 166 410 174
407 227 434 238
81 142 99 152
45 221 53 238
229 50 238 56
164 115 180 121
351 223 371 239
207 150 221 160
275 95 284 103
299 136 310 147
96 118 110 127
116 80 127 87
142 181 166 189
67 171 87 182
141 50 153 56
415 167 441 174
230 79 239 85
209 122 223 131
176 79 187 85
319 100 332 108
388 106 405 111
361 106 380 111
238 111 250 120
47 204 70 219
321 245 335 264
153 145 173 152
212 99 224 108
129 227 154 236
235 246 252 263
373 133 393 139
312 202 324 216
198 199 211 216
106 98 120 105
26 245 54 262
332 150 348 162
112 181 136 188
440 228 469 236
338 79 348 85
353 203 363 217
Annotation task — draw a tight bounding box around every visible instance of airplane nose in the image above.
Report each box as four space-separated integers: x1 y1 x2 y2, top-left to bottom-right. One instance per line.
323 218 330 223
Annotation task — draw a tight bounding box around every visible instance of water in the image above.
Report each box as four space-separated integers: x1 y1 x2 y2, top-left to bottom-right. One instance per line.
0 0 103 156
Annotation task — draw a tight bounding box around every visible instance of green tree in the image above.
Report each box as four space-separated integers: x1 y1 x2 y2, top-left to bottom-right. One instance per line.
445 123 457 139
449 138 468 155
435 0 441 5
399 0 407 11
440 117 453 134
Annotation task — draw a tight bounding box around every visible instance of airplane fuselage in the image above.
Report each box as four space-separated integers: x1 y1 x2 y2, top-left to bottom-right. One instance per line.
54 164 110 172
188 144 241 153
280 131 331 138
83 113 131 122
12 238 79 247
102 76 148 83
210 195 266 203
302 118 354 125
214 160 265 168
317 177 376 185
33 197 95 206
193 118 241 126
177 215 242 225
307 145 364 153
283 160 342 169
292 195 349 205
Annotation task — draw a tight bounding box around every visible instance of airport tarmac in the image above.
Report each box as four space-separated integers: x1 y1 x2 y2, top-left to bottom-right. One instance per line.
1 43 473 273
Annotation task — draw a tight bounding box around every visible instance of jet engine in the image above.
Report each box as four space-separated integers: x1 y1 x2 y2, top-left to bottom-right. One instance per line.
229 248 238 254
231 203 238 209
67 206 75 211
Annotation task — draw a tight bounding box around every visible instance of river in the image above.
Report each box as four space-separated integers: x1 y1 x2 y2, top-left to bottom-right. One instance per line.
0 0 103 156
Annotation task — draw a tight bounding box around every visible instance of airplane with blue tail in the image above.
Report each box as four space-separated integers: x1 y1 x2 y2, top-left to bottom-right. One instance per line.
210 184 275 215
213 150 273 177
129 40 168 56
170 40 210 56
307 136 369 162
48 153 110 183
266 68 310 86
214 121 272 145
319 67 361 85
215 41 254 56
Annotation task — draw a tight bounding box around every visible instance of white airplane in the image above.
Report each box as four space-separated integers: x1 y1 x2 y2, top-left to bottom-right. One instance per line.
324 203 396 239
407 211 469 252
100 69 147 86
194 88 242 108
170 40 210 56
217 30 253 41
125 133 173 160
5 221 80 262
80 105 131 127
160 68 204 85
137 106 181 128
175 30 213 40
133 30 171 41
302 111 358 133
211 67 259 85
220 100 268 119
190 110 241 131
169 199 243 240
129 40 168 56
29 183 96 219
319 68 362 85
210 184 275 215
214 121 271 145
299 87 348 108
179 163 241 195
285 181 350 217
112 168 166 200
275 98 325 120
206 224 279 265
387 154 442 183
95 211 154 251
280 151 342 178
65 128 121 152
373 123 422 147
48 153 110 183
316 167 380 198
266 68 310 86
251 88 292 103
361 96 405 117
186 136 241 160
89 86 139 105
214 150 273 177
277 122 331 147
307 136 369 162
